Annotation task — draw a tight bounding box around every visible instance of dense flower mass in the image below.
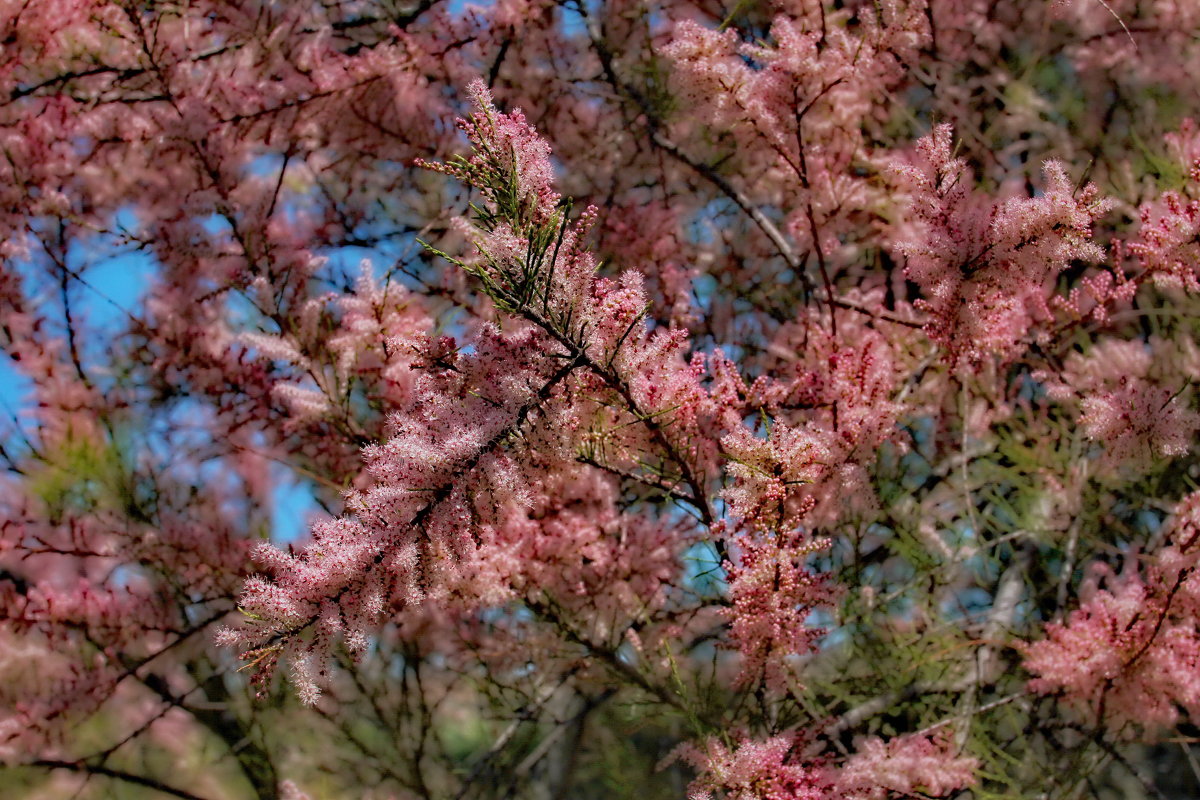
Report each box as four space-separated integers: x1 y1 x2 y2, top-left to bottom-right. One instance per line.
888 124 1113 366
4 1 1200 798
1023 492 1200 735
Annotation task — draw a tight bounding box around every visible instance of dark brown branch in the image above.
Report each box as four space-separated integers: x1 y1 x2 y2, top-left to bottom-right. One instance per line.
30 760 209 800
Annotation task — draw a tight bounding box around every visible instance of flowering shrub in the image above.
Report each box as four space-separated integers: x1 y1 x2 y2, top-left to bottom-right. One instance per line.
4 1 1200 798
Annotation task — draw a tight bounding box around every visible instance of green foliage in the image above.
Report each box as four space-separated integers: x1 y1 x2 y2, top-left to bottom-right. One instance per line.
29 428 143 524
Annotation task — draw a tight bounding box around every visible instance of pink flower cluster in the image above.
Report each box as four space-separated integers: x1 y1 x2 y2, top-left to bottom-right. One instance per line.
419 79 561 230
1041 336 1200 470
722 532 832 692
220 320 563 702
837 733 980 800
1126 175 1200 294
1024 491 1200 734
674 730 976 800
672 733 833 800
220 74 722 704
662 3 926 257
890 124 1112 365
